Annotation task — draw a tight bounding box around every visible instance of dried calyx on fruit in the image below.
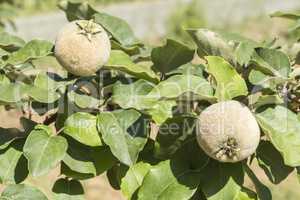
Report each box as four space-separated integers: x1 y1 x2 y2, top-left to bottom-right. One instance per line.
54 19 111 76
196 100 260 163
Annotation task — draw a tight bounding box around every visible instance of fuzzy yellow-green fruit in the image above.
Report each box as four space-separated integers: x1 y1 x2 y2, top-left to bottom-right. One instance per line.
196 100 260 163
54 20 111 76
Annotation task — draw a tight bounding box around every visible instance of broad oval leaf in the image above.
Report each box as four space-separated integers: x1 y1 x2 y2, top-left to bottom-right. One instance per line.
137 160 200 200
68 91 102 109
251 48 291 77
23 127 68 177
0 31 25 51
94 12 141 47
121 162 151 200
97 109 149 166
256 106 300 167
64 112 102 147
0 83 28 103
205 56 248 101
147 74 214 101
151 39 195 74
7 40 53 66
0 184 48 200
187 29 259 66
52 178 85 200
105 50 159 83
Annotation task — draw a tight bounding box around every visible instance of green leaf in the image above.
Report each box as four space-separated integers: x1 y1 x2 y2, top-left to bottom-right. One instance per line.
244 165 272 200
248 69 286 91
256 106 300 167
64 112 102 147
97 109 149 166
112 79 155 110
147 74 214 101
23 126 68 177
167 63 204 77
94 12 141 47
256 141 294 184
0 83 29 103
27 85 61 103
251 48 291 77
0 184 48 200
187 29 258 65
234 42 255 66
52 178 85 200
205 56 248 101
138 160 199 200
34 73 60 91
200 161 244 200
0 31 25 51
248 94 284 110
62 135 116 178
68 90 102 109
270 11 300 20
105 50 159 83
121 162 151 200
138 138 209 200
151 39 195 74
111 79 176 124
7 40 53 65
0 140 28 184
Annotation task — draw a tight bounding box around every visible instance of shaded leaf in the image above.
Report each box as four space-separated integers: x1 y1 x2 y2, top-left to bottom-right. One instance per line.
52 178 85 200
244 165 272 200
151 39 195 74
64 112 102 147
200 161 244 200
97 109 149 166
0 127 23 150
0 140 28 184
256 141 294 184
62 135 116 178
